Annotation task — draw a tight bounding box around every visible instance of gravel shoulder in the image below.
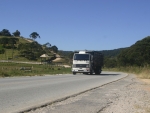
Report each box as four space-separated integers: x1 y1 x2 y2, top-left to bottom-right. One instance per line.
101 75 150 113
26 74 150 113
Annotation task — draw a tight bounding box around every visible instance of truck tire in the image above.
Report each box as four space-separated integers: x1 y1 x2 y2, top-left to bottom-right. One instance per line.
95 69 100 75
73 72 76 75
90 71 93 75
99 70 101 74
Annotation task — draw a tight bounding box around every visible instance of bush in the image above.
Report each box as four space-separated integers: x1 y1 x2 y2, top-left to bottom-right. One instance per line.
1 72 10 77
58 68 61 70
0 49 5 54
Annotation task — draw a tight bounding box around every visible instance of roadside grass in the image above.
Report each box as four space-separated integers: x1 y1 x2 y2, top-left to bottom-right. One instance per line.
103 66 150 79
0 62 72 77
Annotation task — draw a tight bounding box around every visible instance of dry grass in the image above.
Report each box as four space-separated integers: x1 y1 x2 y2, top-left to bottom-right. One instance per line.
138 69 150 79
103 66 150 79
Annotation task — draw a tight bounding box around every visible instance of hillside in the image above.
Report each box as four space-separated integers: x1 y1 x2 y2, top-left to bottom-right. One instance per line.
0 36 67 63
0 36 30 61
118 36 150 66
0 36 30 43
3 35 150 67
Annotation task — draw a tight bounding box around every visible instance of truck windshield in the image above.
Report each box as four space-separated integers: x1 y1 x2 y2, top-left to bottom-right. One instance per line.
74 54 89 60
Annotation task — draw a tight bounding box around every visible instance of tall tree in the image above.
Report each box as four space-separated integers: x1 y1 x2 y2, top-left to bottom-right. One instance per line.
42 42 51 54
8 38 19 59
12 30 20 37
29 32 40 40
0 38 8 48
51 45 58 53
0 29 11 36
18 42 44 60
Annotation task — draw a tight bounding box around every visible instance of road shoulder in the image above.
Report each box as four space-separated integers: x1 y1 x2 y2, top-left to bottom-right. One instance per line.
26 74 150 113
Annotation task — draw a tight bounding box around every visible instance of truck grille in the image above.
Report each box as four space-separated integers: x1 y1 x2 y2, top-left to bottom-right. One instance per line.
75 64 87 67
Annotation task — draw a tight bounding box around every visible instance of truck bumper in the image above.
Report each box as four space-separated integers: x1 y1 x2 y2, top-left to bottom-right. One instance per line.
72 68 90 73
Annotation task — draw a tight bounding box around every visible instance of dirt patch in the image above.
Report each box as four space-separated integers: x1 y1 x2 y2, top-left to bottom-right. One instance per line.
141 79 150 85
52 58 62 62
139 79 150 92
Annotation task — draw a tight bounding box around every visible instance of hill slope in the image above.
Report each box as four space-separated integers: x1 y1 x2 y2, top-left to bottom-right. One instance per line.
118 36 150 66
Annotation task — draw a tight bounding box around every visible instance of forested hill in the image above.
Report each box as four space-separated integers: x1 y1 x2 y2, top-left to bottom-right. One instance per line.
60 36 150 68
58 48 127 59
118 36 150 66
99 48 127 57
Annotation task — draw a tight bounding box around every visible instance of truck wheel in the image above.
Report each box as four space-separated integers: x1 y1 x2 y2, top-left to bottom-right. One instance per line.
95 70 100 75
99 70 101 74
90 71 93 75
73 72 76 75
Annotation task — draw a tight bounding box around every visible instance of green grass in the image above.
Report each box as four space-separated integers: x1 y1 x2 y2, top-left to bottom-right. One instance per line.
0 36 66 62
0 36 30 43
103 66 150 79
0 62 72 77
0 36 30 60
18 37 30 43
0 49 31 61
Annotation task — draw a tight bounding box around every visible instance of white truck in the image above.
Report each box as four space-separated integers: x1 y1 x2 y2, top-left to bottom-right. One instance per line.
72 50 103 75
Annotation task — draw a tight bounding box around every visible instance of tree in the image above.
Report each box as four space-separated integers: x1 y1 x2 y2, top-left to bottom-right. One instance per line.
0 45 5 54
29 32 40 40
51 45 58 53
12 30 20 37
18 41 44 60
104 57 117 68
117 36 150 67
44 42 51 48
0 37 9 48
42 42 51 54
0 29 11 36
8 38 19 59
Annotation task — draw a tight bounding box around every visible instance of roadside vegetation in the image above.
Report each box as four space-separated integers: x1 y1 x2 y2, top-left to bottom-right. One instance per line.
103 36 150 79
0 29 58 61
103 66 150 79
0 29 150 78
0 29 71 77
0 62 71 77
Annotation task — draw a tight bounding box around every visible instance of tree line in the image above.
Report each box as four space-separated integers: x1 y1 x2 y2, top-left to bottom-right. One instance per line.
104 36 150 68
55 36 150 68
0 29 40 41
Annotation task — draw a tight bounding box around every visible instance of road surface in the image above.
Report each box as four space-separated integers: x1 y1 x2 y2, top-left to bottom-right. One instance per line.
0 71 127 113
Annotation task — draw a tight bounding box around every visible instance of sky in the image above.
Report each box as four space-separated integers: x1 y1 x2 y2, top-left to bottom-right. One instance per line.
0 0 150 51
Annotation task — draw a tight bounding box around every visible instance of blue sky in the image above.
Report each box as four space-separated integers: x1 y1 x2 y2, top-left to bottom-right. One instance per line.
0 0 150 51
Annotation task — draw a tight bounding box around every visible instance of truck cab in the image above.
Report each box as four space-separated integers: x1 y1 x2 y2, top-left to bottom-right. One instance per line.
72 50 103 75
72 51 93 75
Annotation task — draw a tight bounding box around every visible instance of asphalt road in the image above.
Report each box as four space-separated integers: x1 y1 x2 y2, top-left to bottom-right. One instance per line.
0 71 127 113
